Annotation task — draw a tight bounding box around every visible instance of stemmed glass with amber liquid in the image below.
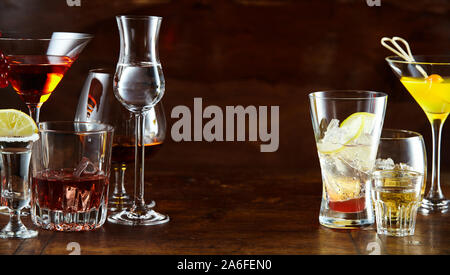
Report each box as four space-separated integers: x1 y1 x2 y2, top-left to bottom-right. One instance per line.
0 32 92 122
110 109 166 212
75 69 166 213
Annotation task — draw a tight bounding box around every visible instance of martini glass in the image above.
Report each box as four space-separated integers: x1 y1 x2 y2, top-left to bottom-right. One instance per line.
386 55 450 213
0 32 93 123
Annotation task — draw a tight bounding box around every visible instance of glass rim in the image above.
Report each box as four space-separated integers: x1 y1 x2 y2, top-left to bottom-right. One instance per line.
385 55 450 66
116 15 162 21
0 32 93 42
88 68 113 75
381 128 423 140
373 169 424 179
308 90 387 100
38 121 114 134
0 133 39 143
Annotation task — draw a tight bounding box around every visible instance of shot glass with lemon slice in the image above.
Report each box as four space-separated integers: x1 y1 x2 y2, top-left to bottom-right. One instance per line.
0 109 39 239
309 91 387 229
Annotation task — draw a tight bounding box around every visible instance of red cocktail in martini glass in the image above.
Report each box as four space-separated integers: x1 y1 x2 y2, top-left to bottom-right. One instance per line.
0 32 93 122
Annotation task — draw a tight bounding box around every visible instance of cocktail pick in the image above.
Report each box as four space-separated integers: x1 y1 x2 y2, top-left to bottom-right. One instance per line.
381 36 428 78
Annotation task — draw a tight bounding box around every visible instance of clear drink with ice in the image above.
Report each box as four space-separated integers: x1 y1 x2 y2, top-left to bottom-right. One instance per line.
309 91 387 229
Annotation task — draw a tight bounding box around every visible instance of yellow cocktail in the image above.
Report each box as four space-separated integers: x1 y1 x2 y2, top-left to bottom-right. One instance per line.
401 75 450 122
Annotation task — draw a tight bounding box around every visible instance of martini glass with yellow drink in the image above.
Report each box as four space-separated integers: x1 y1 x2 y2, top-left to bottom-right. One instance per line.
386 55 450 213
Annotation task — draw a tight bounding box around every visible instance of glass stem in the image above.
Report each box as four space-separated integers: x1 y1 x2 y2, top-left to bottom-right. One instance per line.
427 118 445 202
27 105 41 123
6 210 25 232
133 112 147 214
113 164 127 197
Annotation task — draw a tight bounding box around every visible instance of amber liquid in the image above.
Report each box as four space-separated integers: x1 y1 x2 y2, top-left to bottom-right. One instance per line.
4 55 73 106
112 138 163 164
32 169 108 212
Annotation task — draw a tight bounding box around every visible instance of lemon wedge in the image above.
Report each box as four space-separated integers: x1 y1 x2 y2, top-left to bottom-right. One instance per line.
317 112 374 154
0 109 38 137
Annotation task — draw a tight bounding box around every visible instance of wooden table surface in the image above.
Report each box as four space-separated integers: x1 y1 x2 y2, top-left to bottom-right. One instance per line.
1 167 450 255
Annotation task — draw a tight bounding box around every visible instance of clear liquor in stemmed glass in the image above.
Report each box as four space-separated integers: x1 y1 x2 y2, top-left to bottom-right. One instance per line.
108 15 169 225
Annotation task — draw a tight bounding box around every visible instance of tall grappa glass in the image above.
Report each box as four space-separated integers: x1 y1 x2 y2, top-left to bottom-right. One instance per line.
108 15 169 225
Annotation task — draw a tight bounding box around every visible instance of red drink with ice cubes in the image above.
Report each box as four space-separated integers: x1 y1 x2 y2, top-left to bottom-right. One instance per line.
32 169 108 212
31 168 109 231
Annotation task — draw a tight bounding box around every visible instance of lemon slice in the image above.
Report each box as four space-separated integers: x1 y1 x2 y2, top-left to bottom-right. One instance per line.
341 112 375 135
317 112 372 154
317 142 345 154
0 109 38 137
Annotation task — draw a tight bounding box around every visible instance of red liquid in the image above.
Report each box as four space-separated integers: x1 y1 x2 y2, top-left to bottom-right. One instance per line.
32 169 108 213
329 197 366 213
112 139 163 164
0 55 73 106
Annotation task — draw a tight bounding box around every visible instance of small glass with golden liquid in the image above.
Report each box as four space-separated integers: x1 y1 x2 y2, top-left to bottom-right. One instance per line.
372 170 424 237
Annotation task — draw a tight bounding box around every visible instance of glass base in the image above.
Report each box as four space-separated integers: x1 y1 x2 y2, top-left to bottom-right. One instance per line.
319 197 374 229
108 193 132 212
108 194 155 213
419 198 450 214
108 205 169 226
319 216 373 229
0 224 38 239
376 227 415 237
32 203 108 232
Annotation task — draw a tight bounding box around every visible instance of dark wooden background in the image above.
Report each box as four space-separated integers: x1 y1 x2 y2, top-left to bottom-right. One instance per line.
0 0 449 175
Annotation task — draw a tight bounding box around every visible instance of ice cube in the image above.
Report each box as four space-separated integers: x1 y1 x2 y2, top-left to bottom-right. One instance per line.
322 119 342 143
64 186 78 211
73 157 99 178
375 158 395 170
396 162 414 171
